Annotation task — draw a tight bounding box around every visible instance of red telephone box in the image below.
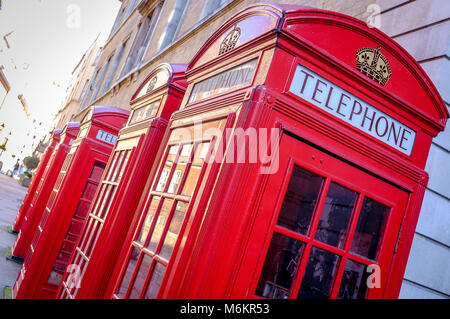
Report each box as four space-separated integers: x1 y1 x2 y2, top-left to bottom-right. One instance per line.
57 64 187 299
12 129 62 233
106 4 447 299
12 122 80 259
13 106 129 299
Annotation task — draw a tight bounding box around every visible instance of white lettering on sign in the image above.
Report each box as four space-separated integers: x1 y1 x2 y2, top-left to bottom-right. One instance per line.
96 130 117 145
289 64 415 155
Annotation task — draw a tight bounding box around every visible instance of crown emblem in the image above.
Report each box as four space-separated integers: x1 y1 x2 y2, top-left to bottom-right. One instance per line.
146 75 158 93
219 25 241 56
356 46 392 86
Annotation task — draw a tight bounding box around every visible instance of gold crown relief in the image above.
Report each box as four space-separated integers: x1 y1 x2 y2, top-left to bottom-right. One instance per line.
356 46 392 86
219 25 241 56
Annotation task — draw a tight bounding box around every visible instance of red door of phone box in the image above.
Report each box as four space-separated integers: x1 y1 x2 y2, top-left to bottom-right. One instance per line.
12 129 62 233
13 106 129 299
106 4 447 300
57 64 187 299
12 122 80 259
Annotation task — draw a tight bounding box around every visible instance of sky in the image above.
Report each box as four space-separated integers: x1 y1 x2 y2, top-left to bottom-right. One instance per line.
0 0 121 171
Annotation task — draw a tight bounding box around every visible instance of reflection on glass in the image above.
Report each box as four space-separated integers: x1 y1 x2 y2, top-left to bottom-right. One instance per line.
155 167 171 192
167 169 183 194
315 183 357 248
99 185 116 219
147 199 174 252
255 233 304 299
111 153 124 182
116 247 140 298
350 197 390 260
137 196 160 245
106 152 120 181
116 150 130 182
160 201 189 260
129 99 160 125
179 144 193 161
297 247 340 299
337 260 370 299
276 166 324 236
129 254 152 299
181 142 209 196
145 262 166 299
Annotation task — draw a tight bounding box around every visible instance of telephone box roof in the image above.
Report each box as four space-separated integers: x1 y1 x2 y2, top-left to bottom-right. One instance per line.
188 2 448 131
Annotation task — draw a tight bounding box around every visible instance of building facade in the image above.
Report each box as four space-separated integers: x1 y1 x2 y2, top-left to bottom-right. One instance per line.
52 40 102 130
56 0 448 299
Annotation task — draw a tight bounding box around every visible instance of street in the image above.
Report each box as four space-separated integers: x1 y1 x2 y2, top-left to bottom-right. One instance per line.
0 173 26 298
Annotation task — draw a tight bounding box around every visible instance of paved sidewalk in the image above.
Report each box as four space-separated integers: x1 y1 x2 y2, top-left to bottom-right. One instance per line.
0 173 27 297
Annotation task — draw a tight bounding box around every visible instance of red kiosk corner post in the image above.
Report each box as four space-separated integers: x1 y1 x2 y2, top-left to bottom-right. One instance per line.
12 122 80 259
107 4 447 299
13 106 129 299
12 128 62 233
57 64 187 299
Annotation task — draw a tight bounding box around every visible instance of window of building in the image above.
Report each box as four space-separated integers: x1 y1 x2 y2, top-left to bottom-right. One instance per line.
79 80 90 105
201 0 229 19
121 5 162 77
124 0 139 21
80 69 99 111
90 55 113 102
157 0 189 51
110 4 126 36
103 39 128 94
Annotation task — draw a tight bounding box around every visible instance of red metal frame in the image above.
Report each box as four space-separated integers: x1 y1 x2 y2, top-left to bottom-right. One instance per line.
13 106 129 299
12 123 80 259
12 129 62 232
56 64 187 299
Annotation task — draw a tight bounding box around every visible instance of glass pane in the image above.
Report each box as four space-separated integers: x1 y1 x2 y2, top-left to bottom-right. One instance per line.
315 183 358 249
74 201 91 219
116 247 140 298
297 247 340 299
47 270 64 285
337 260 370 299
350 197 390 260
116 150 131 182
95 185 113 218
110 153 124 182
181 142 209 196
167 168 184 194
276 166 324 236
180 165 201 197
106 152 120 181
155 165 172 192
179 144 193 162
99 185 116 219
90 161 106 181
160 201 189 260
146 199 174 252
255 233 304 299
145 262 166 299
129 254 152 299
81 182 98 200
137 196 160 245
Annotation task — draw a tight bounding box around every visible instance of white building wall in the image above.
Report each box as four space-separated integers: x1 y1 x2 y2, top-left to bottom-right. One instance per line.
378 0 450 299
